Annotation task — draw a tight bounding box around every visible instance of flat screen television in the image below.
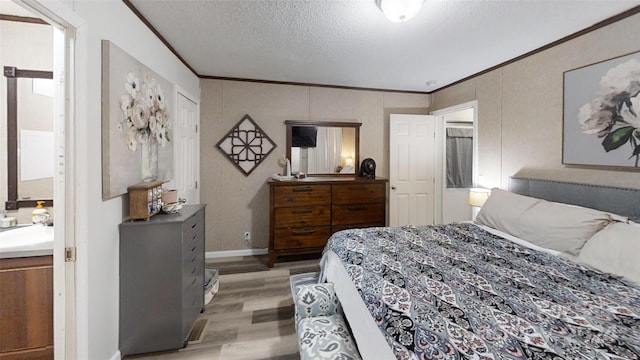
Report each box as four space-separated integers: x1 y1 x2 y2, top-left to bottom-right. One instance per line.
291 126 317 148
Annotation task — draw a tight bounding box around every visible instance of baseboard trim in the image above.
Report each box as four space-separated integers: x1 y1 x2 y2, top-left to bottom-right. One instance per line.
205 248 268 259
109 350 122 360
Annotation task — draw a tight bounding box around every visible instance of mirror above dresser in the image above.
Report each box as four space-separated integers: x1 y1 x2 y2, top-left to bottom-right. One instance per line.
285 120 361 176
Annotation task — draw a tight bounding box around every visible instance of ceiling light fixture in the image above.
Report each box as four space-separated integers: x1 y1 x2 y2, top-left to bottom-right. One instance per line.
376 0 425 23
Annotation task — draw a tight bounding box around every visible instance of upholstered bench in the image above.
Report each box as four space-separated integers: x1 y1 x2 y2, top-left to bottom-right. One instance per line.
290 273 362 360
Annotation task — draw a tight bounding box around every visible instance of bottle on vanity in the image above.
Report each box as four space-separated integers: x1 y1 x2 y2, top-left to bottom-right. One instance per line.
32 201 50 224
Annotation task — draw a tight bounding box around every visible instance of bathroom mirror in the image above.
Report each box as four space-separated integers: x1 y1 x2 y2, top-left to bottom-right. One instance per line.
4 66 54 210
285 120 361 176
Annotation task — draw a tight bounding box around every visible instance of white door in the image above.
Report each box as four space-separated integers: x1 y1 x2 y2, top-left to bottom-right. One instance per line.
175 92 200 204
389 114 436 226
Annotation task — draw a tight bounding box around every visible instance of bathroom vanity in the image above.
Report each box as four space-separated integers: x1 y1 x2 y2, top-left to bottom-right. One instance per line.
0 226 54 359
0 256 53 359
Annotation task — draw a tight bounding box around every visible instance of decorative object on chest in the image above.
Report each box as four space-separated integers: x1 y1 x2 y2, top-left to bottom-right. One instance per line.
127 180 166 221
268 177 388 267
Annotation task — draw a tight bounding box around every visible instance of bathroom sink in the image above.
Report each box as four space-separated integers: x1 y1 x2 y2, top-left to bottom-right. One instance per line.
0 225 54 257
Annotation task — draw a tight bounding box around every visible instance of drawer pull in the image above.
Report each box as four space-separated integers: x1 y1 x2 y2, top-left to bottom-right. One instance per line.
192 234 197 241
292 229 315 236
191 256 197 263
292 187 313 193
347 205 367 211
292 208 313 214
191 222 198 229
191 244 197 252
191 277 197 285
191 266 197 274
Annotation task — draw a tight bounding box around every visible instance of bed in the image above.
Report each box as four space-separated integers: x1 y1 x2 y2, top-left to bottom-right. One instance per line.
319 177 640 360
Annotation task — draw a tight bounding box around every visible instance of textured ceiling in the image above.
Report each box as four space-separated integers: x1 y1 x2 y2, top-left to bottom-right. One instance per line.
127 0 640 92
12 0 640 93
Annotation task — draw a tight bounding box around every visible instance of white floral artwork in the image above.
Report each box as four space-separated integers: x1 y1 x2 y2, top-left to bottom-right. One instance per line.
118 72 171 152
563 52 640 169
102 40 174 199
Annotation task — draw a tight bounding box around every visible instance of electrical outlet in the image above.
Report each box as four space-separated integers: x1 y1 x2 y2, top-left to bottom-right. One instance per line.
244 232 251 241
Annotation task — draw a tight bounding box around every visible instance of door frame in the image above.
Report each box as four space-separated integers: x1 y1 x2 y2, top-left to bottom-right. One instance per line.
431 100 478 224
18 0 86 358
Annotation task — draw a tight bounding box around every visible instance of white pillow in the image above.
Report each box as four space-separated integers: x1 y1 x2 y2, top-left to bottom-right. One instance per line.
516 201 613 256
475 188 540 238
552 201 629 223
577 222 640 285
476 189 613 255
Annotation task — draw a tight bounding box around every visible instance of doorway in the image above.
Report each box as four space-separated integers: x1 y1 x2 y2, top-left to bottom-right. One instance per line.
1 1 77 358
432 101 478 225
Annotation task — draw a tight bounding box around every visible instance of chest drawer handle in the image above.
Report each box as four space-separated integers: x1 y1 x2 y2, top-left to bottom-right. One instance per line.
191 244 197 252
191 277 197 285
347 205 367 211
292 229 315 236
292 208 314 214
191 222 198 229
292 187 313 193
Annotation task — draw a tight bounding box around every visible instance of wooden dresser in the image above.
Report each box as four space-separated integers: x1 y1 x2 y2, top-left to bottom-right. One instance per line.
268 177 387 267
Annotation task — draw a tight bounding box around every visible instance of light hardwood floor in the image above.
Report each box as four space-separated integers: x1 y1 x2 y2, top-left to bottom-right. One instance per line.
125 255 321 360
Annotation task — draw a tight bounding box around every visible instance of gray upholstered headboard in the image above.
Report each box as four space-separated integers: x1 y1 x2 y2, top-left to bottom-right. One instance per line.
509 177 640 223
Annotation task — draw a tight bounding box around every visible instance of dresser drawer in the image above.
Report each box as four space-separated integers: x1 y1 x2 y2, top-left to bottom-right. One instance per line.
273 185 331 207
182 247 202 268
332 203 385 225
182 232 202 261
273 226 331 249
182 211 204 237
332 183 385 204
274 206 330 228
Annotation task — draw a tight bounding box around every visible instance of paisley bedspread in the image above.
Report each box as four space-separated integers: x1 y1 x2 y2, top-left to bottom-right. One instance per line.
323 223 640 360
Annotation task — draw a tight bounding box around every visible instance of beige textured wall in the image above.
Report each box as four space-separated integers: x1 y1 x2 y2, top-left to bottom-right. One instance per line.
431 13 640 190
200 80 429 252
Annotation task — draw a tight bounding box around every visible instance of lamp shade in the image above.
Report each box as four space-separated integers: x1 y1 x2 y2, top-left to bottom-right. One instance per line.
469 188 491 207
376 0 424 22
345 157 354 167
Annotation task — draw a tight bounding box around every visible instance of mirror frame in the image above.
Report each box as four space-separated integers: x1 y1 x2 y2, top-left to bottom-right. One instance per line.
285 120 361 176
4 66 54 210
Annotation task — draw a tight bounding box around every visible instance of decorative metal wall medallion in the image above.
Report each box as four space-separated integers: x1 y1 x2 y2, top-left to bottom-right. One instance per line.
216 114 276 176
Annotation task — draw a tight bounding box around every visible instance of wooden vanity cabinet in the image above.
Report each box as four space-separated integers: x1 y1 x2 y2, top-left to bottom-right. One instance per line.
268 177 387 267
0 256 53 360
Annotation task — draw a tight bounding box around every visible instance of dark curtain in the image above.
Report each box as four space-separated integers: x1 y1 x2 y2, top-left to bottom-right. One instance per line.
446 128 473 188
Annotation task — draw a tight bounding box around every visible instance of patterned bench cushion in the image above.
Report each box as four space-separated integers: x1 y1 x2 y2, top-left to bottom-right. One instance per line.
297 315 361 360
294 282 343 323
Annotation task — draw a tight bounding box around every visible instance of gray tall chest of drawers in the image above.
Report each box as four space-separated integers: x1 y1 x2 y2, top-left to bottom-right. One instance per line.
119 204 206 356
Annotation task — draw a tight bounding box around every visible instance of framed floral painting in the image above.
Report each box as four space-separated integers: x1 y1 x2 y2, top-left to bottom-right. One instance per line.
563 51 640 170
102 40 174 199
